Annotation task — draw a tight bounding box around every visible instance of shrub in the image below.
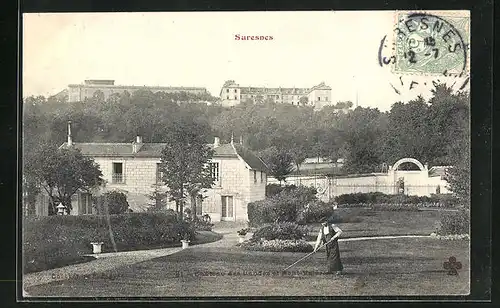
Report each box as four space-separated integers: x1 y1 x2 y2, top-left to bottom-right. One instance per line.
249 185 318 226
239 239 313 252
94 191 130 214
265 184 297 197
23 213 194 273
334 192 459 207
437 208 470 235
251 222 308 241
247 199 276 227
191 216 214 231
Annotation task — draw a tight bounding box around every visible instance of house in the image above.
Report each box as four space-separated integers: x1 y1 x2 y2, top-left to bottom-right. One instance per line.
33 124 268 222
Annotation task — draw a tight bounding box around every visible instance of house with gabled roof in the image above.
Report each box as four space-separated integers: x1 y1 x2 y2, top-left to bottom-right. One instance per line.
34 124 269 222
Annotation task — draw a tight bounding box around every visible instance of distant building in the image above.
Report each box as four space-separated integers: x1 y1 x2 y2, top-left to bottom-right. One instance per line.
57 80 209 102
219 80 332 109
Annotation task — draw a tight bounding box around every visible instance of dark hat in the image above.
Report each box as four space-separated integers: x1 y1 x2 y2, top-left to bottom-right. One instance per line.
320 215 335 224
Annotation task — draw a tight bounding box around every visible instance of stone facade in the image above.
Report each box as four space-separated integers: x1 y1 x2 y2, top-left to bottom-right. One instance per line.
33 136 268 222
66 80 208 102
219 80 332 108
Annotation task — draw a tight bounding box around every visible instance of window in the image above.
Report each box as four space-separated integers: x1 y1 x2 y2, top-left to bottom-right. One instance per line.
234 96 237 100
318 97 321 101
210 162 219 181
226 89 229 93
234 89 237 93
112 162 124 183
325 97 328 101
227 95 229 99
253 170 257 183
156 163 164 184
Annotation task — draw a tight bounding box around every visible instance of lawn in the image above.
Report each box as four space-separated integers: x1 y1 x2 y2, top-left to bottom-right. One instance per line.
304 208 441 240
25 237 469 297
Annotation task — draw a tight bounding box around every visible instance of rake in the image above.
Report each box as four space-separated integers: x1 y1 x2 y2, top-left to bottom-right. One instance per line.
283 235 338 271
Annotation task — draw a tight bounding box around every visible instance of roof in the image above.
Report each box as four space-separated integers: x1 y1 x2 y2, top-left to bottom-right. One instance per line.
67 84 207 92
60 142 268 172
233 144 269 172
309 82 332 91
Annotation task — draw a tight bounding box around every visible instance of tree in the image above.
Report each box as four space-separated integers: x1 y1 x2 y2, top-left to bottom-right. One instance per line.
95 191 130 214
159 120 215 220
25 145 104 214
259 146 295 184
146 184 169 212
299 96 309 106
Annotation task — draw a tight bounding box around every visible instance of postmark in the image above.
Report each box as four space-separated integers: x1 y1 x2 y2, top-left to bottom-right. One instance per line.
394 12 469 76
378 11 470 96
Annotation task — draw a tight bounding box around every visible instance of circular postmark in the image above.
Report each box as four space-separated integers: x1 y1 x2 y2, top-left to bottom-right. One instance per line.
378 11 470 96
379 12 470 77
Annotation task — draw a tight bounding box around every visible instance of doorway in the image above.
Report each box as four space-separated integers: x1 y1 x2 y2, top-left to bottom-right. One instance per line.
221 195 234 221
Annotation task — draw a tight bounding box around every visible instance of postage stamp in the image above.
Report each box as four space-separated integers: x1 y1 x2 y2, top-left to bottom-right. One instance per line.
392 11 470 76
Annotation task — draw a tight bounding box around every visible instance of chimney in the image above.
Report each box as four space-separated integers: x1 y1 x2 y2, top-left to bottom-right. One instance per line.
67 121 72 146
132 135 143 153
214 137 220 148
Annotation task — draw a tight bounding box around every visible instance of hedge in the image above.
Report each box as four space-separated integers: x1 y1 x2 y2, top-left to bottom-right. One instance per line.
248 185 318 226
437 208 470 235
334 192 459 207
23 213 194 273
251 222 309 242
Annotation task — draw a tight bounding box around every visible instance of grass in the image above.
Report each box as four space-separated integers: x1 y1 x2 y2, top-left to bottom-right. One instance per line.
25 237 469 297
304 208 441 241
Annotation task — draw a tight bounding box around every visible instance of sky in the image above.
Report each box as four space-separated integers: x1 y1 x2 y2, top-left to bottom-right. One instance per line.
23 11 470 111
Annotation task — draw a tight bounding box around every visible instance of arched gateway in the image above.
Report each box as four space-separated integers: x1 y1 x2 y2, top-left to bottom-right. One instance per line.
390 158 426 171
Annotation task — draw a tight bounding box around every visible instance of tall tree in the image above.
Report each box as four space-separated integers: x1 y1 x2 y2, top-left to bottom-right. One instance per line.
259 146 295 184
25 145 104 214
159 120 215 219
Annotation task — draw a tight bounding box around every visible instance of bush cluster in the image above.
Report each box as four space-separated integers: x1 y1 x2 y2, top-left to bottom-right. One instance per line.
251 222 309 241
265 184 298 198
334 192 459 207
93 191 130 214
248 185 318 226
23 213 194 273
239 239 313 253
437 208 470 235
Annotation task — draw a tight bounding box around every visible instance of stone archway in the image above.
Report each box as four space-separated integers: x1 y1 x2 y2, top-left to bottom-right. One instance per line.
391 158 425 171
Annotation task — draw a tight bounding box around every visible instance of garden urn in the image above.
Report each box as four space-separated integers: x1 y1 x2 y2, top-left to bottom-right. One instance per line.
238 234 246 243
91 242 104 254
181 240 190 249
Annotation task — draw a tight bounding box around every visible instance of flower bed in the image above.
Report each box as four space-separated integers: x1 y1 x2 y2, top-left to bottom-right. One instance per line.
238 239 313 252
430 233 470 240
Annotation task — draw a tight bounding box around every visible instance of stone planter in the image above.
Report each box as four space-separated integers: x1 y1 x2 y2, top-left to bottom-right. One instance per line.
181 240 190 249
90 242 104 254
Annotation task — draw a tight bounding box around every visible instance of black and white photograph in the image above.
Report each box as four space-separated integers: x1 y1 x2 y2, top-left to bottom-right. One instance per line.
20 10 476 299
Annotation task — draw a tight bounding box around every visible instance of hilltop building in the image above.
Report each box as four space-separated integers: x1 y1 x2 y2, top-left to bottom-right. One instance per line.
54 80 209 102
219 80 332 108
